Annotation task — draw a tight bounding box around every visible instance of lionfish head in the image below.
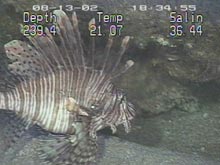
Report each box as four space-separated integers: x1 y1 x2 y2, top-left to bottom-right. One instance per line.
89 88 135 138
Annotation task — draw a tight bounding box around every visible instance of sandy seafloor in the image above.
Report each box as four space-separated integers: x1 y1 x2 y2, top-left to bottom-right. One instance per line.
0 111 219 165
0 135 218 165
0 134 219 165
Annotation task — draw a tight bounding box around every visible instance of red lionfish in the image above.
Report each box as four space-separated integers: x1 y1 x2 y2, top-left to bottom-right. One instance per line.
0 10 135 164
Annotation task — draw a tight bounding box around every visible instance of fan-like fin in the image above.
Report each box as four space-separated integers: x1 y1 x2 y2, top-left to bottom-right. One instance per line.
52 10 85 68
4 9 87 84
37 133 97 165
111 36 130 73
98 35 133 78
111 60 134 79
0 63 16 91
4 10 133 83
4 40 51 79
88 18 96 68
102 37 113 72
27 27 65 72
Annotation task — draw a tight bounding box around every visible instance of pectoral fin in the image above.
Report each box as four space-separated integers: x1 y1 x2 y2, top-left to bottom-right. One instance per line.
37 133 97 165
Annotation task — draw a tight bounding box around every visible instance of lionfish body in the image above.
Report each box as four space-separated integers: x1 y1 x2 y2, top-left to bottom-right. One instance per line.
0 10 135 164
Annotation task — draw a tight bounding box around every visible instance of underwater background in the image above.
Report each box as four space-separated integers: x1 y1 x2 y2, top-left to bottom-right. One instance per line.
0 0 220 164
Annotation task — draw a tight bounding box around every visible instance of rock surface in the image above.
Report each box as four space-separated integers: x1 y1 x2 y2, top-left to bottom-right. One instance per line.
0 130 218 165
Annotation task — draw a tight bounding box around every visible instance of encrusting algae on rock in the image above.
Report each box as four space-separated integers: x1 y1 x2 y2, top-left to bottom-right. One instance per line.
0 9 135 165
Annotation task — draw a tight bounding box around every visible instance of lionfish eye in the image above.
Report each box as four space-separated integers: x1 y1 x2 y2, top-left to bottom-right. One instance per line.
90 105 96 109
90 102 102 111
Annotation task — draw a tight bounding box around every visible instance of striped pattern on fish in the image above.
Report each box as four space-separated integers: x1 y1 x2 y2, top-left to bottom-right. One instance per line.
1 9 135 165
0 68 114 134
